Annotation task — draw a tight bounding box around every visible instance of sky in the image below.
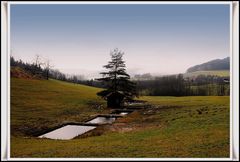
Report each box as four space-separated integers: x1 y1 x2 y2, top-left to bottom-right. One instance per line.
10 4 230 79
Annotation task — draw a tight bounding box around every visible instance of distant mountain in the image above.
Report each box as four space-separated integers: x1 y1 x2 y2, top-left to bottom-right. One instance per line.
186 57 230 73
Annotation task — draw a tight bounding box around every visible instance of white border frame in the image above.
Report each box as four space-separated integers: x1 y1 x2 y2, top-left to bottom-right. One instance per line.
1 1 8 161
1 1 238 161
232 1 239 160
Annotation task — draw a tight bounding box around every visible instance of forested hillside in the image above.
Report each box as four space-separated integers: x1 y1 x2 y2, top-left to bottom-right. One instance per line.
186 57 230 73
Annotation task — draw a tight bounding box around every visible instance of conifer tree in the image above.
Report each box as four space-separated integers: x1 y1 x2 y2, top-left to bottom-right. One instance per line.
96 48 137 107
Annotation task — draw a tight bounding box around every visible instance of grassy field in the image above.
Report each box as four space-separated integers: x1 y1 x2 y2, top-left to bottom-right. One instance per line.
11 78 108 137
11 78 230 158
184 70 230 78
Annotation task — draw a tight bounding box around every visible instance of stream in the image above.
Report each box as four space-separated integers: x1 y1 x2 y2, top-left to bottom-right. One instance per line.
38 102 145 140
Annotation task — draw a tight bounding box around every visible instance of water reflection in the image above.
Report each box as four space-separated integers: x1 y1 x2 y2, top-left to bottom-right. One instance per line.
39 125 96 140
120 112 128 115
86 117 116 124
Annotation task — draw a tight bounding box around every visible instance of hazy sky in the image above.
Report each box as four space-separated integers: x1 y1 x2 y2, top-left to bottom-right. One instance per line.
10 4 230 79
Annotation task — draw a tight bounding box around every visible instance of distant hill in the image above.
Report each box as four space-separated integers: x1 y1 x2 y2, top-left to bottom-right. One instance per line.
186 57 230 73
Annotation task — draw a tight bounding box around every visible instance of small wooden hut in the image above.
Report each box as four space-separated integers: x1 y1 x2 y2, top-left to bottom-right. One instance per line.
106 92 124 108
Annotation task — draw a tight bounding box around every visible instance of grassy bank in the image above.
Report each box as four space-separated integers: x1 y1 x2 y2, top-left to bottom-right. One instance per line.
11 78 107 136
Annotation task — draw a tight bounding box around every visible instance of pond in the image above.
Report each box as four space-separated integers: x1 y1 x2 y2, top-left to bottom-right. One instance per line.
86 116 116 124
38 125 96 140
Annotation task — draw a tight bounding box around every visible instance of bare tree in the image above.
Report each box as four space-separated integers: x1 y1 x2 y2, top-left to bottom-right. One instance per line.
34 54 42 68
43 59 54 80
31 54 43 75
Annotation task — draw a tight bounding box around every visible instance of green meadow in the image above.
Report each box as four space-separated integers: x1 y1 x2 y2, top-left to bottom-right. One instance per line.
11 78 230 158
184 70 230 78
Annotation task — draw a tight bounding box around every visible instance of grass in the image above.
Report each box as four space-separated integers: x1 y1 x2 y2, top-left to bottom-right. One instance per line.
11 78 108 137
10 78 230 158
184 70 230 78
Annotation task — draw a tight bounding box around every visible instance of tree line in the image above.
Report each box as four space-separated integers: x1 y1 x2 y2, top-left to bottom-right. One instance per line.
10 56 90 84
135 74 230 96
11 55 229 96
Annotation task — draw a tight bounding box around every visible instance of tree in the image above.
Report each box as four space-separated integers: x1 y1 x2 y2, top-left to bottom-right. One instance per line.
96 48 137 108
32 54 43 76
43 59 53 80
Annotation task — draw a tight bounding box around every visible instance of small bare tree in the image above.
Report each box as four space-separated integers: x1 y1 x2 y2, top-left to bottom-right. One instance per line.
43 59 54 80
31 54 43 75
34 54 42 68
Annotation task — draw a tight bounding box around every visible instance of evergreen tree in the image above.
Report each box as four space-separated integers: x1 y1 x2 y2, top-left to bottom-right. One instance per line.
96 48 137 107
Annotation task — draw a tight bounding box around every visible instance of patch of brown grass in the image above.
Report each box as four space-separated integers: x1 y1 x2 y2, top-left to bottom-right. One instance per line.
11 67 43 79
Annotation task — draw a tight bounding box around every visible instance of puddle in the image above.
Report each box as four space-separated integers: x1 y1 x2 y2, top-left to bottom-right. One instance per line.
126 102 145 106
120 112 129 116
86 117 116 124
38 125 96 140
111 110 132 115
38 106 135 140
